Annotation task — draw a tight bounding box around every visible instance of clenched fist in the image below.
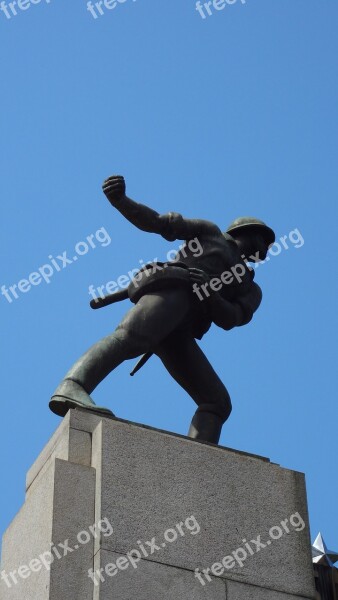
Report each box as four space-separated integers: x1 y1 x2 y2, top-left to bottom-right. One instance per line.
102 175 126 203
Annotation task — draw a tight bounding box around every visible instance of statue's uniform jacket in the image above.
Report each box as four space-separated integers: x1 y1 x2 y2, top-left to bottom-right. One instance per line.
116 201 263 340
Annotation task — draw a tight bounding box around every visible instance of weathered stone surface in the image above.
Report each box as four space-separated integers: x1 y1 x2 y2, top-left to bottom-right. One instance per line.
93 549 227 600
1 409 316 600
26 412 91 495
49 459 96 600
1 457 55 600
1 459 96 600
226 579 315 599
91 414 315 598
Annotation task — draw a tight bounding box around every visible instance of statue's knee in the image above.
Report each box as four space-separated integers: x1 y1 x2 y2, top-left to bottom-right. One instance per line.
222 396 232 422
114 325 152 356
197 391 232 423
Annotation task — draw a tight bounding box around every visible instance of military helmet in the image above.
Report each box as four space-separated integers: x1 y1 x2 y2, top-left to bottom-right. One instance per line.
226 217 275 246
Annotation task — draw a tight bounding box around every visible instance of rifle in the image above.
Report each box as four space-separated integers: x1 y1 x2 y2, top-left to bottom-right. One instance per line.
90 288 129 309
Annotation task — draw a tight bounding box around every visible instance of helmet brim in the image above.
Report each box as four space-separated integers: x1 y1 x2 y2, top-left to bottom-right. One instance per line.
226 223 275 247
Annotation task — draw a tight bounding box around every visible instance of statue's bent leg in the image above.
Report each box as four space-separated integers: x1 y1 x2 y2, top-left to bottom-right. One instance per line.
50 289 192 417
154 333 232 444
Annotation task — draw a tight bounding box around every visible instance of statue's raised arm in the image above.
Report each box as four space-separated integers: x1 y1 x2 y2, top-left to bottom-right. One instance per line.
102 175 221 241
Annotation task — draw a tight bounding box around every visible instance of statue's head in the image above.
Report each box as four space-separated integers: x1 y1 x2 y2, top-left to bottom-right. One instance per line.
225 217 275 262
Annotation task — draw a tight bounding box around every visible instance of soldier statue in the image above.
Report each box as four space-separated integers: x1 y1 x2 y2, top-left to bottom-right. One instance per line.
49 175 275 445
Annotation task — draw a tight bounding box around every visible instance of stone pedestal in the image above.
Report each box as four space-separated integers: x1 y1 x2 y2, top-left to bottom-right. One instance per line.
1 409 316 599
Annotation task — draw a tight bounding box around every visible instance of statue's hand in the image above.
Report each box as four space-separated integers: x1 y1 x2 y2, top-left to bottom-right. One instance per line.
188 268 210 286
102 175 126 203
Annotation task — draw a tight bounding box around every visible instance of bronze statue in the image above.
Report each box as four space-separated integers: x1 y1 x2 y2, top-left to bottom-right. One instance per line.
49 175 275 444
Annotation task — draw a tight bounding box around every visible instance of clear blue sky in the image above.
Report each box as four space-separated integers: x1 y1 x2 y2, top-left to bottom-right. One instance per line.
1 0 337 556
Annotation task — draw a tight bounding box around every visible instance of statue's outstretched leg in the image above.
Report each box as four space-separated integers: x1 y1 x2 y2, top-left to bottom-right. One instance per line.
154 332 232 444
50 289 192 417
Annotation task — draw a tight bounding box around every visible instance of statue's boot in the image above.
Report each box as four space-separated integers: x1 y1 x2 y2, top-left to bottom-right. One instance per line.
188 410 224 444
49 380 114 417
49 333 134 417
